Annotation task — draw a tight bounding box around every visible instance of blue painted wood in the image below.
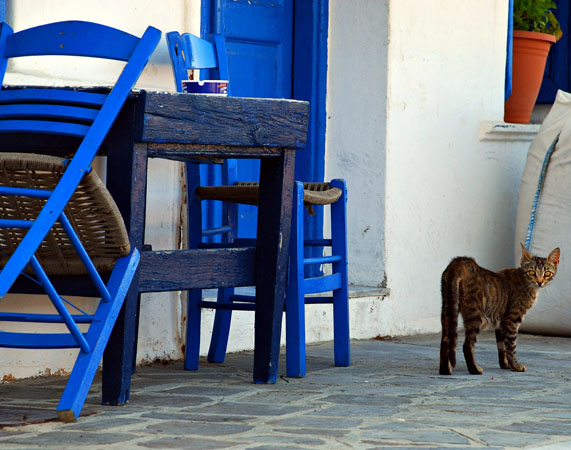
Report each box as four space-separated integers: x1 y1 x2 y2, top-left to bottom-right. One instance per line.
206 0 294 239
0 20 159 421
505 0 513 101
57 247 140 422
206 287 234 362
0 104 98 121
0 313 93 323
166 31 237 243
0 24 160 294
28 256 92 353
5 21 139 61
0 186 51 197
304 273 343 295
171 17 344 378
0 120 90 137
538 1 570 103
330 179 350 367
293 0 329 268
285 181 306 377
204 0 329 246
304 255 343 266
205 178 350 377
0 88 107 106
0 331 88 349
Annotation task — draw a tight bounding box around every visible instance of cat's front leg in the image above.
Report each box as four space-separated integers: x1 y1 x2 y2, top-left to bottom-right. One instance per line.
502 322 526 372
495 328 509 369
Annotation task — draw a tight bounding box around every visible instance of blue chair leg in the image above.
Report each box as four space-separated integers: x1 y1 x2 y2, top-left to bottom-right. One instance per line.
57 248 140 422
207 287 234 362
330 179 350 367
185 289 202 370
286 181 306 377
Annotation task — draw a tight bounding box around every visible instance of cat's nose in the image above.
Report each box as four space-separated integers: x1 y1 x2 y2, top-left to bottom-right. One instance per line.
537 280 544 287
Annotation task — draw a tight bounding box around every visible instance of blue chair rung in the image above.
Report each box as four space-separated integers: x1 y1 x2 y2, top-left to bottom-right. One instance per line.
304 272 343 295
0 312 93 323
304 255 343 266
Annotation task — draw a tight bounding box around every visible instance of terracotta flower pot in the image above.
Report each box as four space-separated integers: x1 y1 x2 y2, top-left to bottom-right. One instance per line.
504 30 556 124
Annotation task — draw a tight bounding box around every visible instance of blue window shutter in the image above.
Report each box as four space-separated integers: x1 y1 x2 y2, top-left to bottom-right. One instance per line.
506 0 513 101
538 0 570 103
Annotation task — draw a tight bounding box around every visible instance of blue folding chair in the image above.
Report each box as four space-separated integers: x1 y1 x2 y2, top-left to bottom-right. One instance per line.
0 20 160 421
167 31 350 377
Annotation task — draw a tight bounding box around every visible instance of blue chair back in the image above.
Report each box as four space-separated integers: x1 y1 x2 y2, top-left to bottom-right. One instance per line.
167 32 230 93
0 21 160 294
167 31 237 241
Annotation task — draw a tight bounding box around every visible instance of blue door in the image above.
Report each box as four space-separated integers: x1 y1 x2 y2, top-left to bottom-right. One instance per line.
202 0 328 243
203 0 294 238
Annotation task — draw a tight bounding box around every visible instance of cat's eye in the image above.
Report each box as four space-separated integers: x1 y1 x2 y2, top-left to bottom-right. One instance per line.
527 270 536 277
545 271 553 277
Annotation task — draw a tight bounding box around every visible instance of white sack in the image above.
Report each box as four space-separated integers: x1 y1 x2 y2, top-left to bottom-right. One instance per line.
515 89 571 336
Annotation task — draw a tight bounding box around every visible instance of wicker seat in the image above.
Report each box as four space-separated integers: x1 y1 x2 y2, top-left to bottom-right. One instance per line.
0 153 130 275
197 181 342 209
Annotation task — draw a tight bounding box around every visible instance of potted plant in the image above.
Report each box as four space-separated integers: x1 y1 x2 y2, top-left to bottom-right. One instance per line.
504 0 563 123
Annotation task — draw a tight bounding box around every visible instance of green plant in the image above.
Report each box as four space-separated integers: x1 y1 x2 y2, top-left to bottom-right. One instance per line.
513 0 563 41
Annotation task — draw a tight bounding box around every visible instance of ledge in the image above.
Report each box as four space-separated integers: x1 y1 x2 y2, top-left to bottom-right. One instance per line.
348 286 389 299
202 285 389 300
478 121 540 142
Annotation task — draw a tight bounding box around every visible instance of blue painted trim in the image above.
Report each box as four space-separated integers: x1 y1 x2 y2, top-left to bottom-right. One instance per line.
537 0 570 103
505 0 513 101
292 0 329 272
0 1 5 24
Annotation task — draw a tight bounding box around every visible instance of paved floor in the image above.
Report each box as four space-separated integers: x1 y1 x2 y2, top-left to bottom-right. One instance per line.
1 332 571 449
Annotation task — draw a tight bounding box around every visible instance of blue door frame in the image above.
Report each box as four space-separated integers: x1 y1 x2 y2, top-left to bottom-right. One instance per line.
201 0 329 244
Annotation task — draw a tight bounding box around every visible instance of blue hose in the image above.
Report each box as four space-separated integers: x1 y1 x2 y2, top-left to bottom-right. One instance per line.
525 133 560 251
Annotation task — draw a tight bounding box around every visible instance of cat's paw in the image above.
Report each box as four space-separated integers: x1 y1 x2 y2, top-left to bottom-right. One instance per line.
510 363 526 372
499 357 509 369
468 365 483 375
439 364 452 375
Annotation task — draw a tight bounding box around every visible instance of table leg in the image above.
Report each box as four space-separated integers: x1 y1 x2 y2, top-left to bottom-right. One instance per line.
102 135 148 404
253 150 296 383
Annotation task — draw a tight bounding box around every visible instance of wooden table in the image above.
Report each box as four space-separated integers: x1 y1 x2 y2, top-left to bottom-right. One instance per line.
100 91 309 405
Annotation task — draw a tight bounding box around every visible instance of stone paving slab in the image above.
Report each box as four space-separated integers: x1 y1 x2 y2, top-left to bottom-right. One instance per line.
1 332 571 448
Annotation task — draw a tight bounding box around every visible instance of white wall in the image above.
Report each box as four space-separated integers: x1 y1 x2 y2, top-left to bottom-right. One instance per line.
325 0 388 288
381 0 530 335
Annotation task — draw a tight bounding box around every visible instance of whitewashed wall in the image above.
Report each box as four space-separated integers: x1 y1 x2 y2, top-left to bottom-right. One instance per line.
380 0 530 335
0 0 535 380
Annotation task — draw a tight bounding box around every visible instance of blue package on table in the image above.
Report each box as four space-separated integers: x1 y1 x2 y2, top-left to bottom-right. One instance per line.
182 80 228 95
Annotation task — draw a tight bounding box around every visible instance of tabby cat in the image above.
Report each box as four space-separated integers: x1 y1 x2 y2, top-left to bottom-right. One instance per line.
439 244 560 376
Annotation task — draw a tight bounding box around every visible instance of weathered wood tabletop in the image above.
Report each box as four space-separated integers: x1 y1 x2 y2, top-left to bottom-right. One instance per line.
101 91 310 405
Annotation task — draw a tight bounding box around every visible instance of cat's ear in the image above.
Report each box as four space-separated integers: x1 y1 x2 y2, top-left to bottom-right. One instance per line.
548 247 561 266
520 243 533 262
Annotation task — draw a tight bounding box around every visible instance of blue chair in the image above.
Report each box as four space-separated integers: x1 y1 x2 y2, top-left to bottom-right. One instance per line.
0 20 160 421
167 31 349 377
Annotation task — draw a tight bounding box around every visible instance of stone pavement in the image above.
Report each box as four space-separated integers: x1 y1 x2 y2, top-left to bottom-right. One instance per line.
1 332 571 449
